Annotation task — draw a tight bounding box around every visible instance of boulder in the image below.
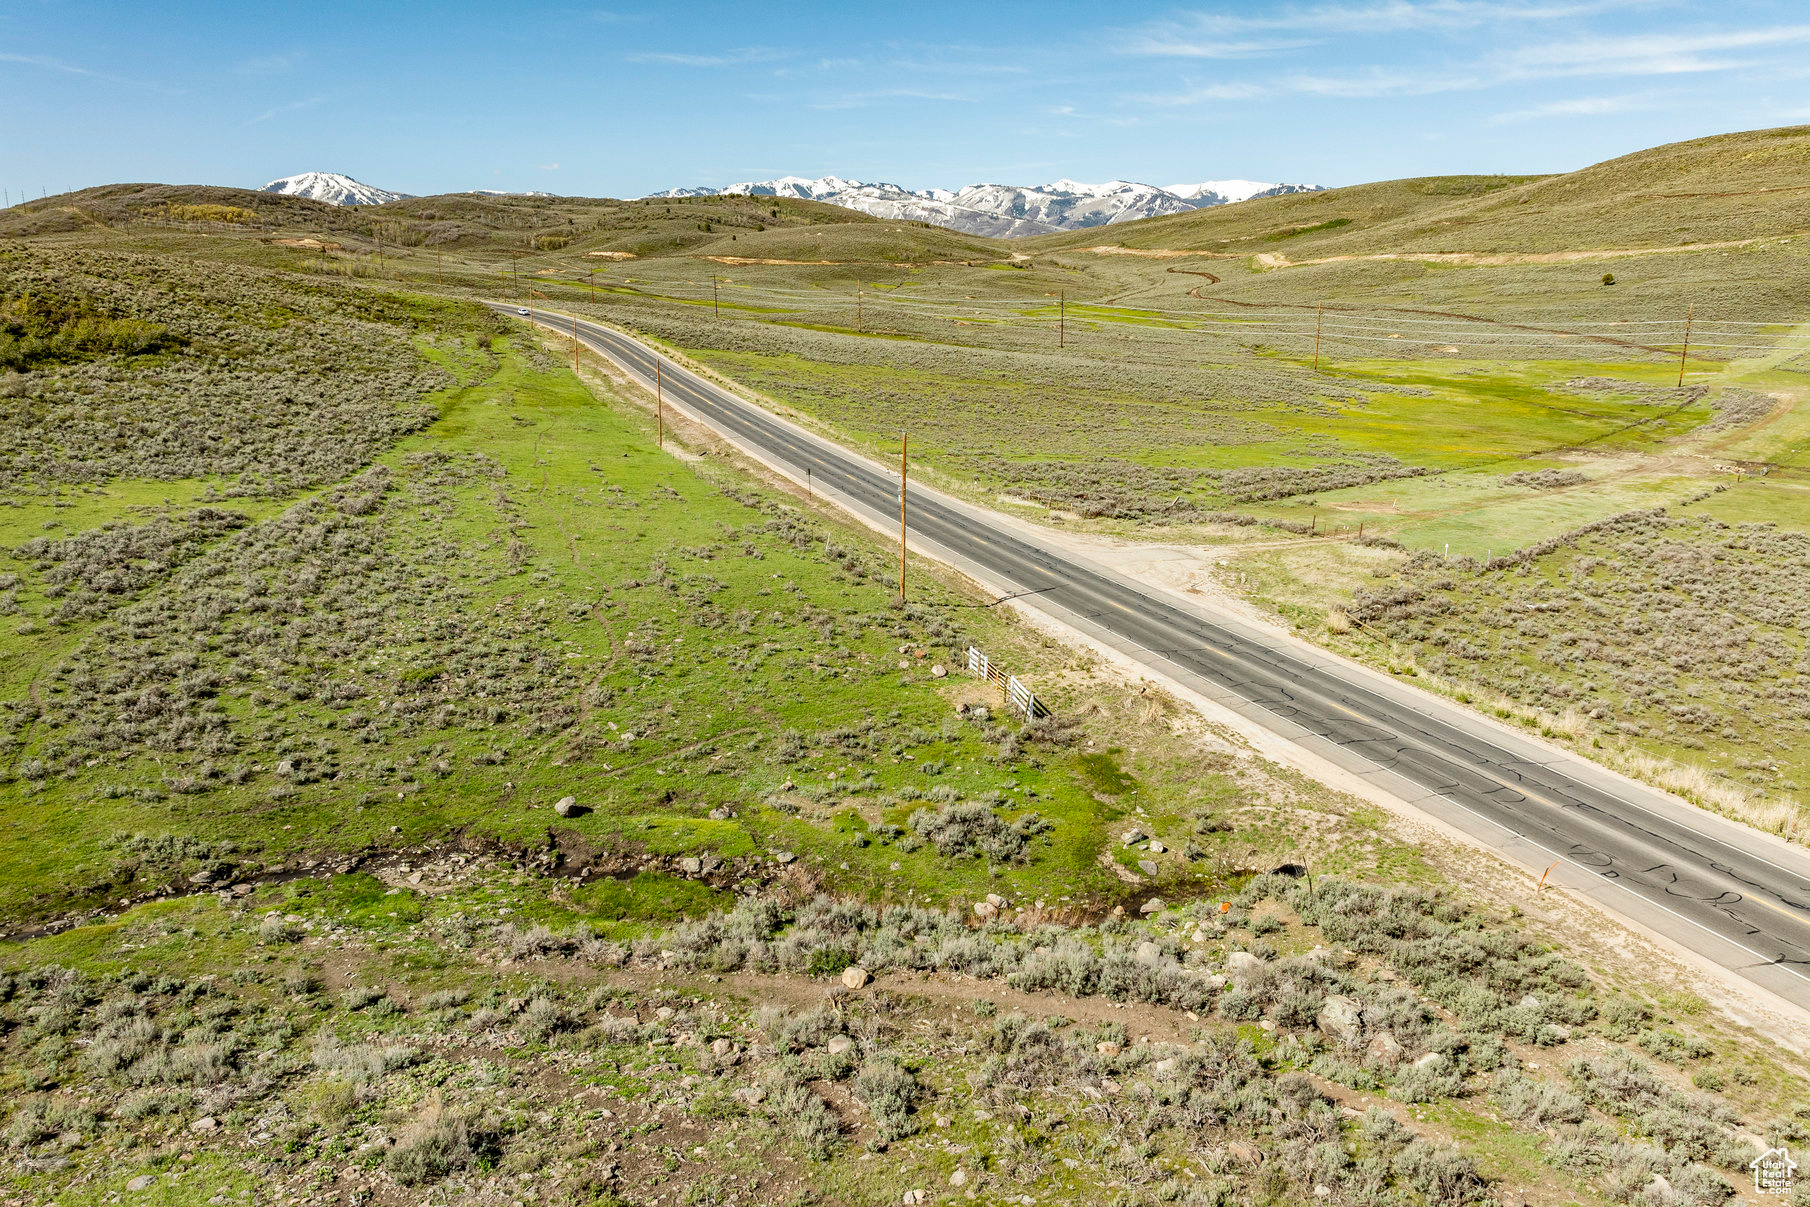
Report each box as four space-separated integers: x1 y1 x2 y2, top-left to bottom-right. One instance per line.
949 1169 968 1187
127 1175 156 1192
1518 993 1541 1010
841 965 872 990
1121 829 1147 846
903 1192 928 1206
985 893 1006 908
708 806 736 820
1148 840 1167 855
1095 1041 1121 1056
554 795 578 817
1413 1051 1444 1069
1151 1057 1179 1076
827 1035 855 1056
1134 941 1162 966
1139 897 1165 915
710 1038 734 1057
1137 860 1160 878
1316 995 1364 1045
732 1085 766 1106
679 857 703 876
189 1115 218 1133
931 664 948 678
973 901 998 919
1365 1032 1404 1067
773 851 796 865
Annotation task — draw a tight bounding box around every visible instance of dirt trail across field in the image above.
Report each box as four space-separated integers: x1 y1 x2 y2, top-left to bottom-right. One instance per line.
1075 238 1772 267
1254 239 1768 269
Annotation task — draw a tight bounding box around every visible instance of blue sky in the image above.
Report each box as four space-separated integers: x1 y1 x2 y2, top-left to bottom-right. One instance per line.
5 0 1809 202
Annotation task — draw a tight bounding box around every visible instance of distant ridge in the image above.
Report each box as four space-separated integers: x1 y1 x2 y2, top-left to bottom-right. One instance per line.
259 172 411 206
646 175 1322 237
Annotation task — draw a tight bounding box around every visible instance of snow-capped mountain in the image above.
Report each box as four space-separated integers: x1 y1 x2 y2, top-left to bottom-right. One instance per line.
260 172 411 206
646 176 1321 237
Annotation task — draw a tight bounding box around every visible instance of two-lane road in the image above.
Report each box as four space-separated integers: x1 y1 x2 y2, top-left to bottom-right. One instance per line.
507 304 1810 1013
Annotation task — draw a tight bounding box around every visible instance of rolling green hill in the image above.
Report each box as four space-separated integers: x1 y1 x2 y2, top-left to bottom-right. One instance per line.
1027 125 1810 257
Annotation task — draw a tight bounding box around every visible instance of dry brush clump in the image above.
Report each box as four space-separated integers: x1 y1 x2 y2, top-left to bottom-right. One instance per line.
1210 454 1433 503
3 453 586 801
1346 507 1810 836
0 246 482 496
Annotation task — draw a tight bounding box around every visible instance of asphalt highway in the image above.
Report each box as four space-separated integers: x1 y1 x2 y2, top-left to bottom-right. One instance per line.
504 304 1810 1012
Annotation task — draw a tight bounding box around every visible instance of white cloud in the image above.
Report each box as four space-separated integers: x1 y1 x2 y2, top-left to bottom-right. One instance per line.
243 95 326 127
0 51 99 76
538 162 560 170
1273 24 1810 97
807 88 975 111
627 47 790 67
1501 25 1810 75
1124 0 1644 43
1490 92 1657 121
1119 36 1314 59
234 50 306 76
1137 81 1272 106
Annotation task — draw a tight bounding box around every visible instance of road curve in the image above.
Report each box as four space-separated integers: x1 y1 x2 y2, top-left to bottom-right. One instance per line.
503 304 1810 1013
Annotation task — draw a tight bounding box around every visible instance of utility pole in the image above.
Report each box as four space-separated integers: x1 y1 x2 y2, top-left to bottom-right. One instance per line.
712 276 719 317
898 431 908 603
656 361 664 448
1678 303 1694 387
1313 301 1323 370
806 467 812 502
1059 290 1065 348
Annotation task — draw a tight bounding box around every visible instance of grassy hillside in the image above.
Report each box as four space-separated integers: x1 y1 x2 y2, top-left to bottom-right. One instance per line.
1028 125 1810 257
0 183 880 259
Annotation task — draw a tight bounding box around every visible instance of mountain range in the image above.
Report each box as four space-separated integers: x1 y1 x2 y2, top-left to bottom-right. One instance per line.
256 170 1322 237
259 172 555 207
648 176 1322 237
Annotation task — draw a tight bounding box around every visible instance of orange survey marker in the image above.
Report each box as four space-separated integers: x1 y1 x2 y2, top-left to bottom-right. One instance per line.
1536 862 1558 893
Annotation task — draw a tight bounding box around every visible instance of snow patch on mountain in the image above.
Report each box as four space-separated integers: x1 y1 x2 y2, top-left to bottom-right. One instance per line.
646 175 1321 237
260 172 411 207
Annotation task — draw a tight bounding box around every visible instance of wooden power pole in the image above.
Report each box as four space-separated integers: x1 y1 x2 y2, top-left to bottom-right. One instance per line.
1678 303 1694 387
712 276 719 317
898 431 908 603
